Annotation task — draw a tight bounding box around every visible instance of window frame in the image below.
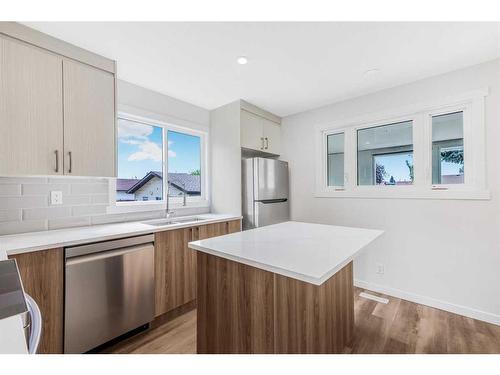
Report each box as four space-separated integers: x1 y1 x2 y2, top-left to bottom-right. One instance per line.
324 130 346 190
111 112 209 211
315 89 489 200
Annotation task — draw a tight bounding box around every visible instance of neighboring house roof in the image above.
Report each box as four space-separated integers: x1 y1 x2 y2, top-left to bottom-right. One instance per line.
168 172 201 194
116 178 139 191
124 171 201 194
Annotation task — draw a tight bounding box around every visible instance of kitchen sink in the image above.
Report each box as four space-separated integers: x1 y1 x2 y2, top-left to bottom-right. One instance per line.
142 217 206 226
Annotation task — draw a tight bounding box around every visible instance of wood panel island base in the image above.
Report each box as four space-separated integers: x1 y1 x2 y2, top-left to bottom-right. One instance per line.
197 253 354 353
189 221 383 354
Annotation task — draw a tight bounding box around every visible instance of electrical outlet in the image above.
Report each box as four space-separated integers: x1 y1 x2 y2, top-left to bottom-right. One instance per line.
376 262 385 275
50 191 63 205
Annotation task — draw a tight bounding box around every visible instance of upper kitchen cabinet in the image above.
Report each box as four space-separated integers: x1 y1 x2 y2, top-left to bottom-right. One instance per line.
0 36 64 175
0 22 116 177
63 60 115 177
240 101 281 155
261 116 281 155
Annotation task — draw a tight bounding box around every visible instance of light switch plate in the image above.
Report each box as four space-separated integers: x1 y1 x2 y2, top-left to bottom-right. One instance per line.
50 191 63 205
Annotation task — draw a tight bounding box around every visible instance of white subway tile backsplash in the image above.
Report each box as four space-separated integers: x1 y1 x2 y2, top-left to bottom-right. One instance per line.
48 177 107 184
0 177 48 184
59 195 92 206
0 196 48 209
0 209 22 223
22 183 70 195
72 204 107 216
0 176 206 236
91 210 164 225
90 194 109 204
0 184 21 196
71 183 108 195
0 220 47 236
23 207 72 220
48 216 90 230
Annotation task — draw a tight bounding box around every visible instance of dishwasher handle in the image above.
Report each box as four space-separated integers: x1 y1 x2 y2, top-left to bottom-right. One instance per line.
65 234 154 259
66 244 153 266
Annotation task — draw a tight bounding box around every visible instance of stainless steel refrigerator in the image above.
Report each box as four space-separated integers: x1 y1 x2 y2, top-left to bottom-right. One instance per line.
242 157 289 230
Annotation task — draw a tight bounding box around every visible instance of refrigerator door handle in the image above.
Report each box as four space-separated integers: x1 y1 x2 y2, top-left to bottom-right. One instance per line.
256 198 288 204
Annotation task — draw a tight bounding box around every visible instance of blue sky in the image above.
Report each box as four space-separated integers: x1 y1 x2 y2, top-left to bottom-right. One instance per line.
167 131 201 174
117 119 200 179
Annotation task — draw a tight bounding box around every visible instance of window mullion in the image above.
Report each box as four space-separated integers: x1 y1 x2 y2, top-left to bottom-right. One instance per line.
413 113 428 188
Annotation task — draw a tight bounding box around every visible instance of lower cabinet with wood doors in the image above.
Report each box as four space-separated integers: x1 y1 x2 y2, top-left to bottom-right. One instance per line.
8 218 241 353
154 219 241 317
8 248 64 354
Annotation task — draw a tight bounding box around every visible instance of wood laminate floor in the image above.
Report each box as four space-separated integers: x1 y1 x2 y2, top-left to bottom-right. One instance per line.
100 287 500 354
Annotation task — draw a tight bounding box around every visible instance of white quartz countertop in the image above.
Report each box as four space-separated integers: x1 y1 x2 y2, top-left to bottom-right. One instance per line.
0 213 241 259
189 221 383 285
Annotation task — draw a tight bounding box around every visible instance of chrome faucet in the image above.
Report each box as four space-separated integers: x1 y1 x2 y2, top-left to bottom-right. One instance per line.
180 181 187 207
166 183 174 218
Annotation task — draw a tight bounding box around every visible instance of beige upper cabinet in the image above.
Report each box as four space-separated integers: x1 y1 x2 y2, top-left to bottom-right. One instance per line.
0 36 64 175
0 24 116 177
240 108 281 155
240 109 264 151
63 60 115 177
262 117 281 155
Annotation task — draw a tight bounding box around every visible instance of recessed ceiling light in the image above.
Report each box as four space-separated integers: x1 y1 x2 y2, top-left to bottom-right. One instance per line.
237 56 248 65
364 68 380 77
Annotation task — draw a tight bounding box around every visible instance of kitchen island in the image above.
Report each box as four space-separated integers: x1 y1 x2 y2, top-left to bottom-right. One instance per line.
188 221 383 354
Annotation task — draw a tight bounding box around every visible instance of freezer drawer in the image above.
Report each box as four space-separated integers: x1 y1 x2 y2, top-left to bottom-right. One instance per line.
64 239 154 353
254 200 289 228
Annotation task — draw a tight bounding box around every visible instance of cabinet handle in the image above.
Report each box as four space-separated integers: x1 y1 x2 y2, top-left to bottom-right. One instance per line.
265 137 269 150
54 150 59 173
68 151 72 174
260 137 264 150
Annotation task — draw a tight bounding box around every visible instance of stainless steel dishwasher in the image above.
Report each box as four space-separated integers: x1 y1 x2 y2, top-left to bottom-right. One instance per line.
64 234 154 353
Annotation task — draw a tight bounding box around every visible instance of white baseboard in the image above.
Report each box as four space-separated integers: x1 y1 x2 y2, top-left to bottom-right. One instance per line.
354 279 500 327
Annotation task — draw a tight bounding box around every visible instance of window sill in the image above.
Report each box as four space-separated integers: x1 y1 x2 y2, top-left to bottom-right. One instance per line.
314 187 491 200
107 199 210 214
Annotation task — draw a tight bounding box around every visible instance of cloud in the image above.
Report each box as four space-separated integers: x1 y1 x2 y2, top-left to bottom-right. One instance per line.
118 119 154 139
127 141 163 162
168 150 176 157
120 139 142 145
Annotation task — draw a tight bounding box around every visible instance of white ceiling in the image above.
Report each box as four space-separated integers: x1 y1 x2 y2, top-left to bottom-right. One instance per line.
24 22 500 117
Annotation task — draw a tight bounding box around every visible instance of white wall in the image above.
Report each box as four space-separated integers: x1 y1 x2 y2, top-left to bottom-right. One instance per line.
117 80 209 130
210 101 242 215
281 59 500 324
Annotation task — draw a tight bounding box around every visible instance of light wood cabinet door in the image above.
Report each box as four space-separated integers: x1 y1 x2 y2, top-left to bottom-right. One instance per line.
240 109 264 151
198 220 241 239
0 36 63 175
262 118 281 155
154 227 197 316
227 219 242 234
154 221 241 316
63 59 115 177
9 248 64 354
198 222 226 239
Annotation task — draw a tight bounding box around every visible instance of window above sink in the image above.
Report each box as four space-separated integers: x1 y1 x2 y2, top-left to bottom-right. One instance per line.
110 112 209 213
